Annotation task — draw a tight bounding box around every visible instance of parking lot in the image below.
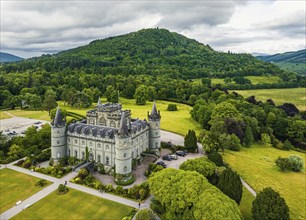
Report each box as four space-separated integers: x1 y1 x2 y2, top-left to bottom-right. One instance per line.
0 116 49 136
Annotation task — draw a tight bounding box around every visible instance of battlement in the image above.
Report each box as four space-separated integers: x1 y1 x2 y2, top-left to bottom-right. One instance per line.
96 103 122 112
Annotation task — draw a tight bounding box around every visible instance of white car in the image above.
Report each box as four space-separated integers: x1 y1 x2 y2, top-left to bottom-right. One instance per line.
170 154 178 160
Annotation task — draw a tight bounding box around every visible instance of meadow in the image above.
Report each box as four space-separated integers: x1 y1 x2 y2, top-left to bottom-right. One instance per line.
239 186 255 220
235 88 306 111
207 76 282 86
3 98 202 136
222 144 306 220
12 188 134 220
0 169 50 213
0 112 11 120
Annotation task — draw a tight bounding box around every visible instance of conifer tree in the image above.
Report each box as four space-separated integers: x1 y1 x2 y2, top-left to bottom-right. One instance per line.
243 126 254 147
217 168 242 204
252 187 289 220
184 130 198 152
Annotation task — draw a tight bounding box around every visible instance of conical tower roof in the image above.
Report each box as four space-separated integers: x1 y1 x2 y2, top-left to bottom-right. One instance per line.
149 101 160 120
97 97 102 106
53 107 65 127
118 111 129 136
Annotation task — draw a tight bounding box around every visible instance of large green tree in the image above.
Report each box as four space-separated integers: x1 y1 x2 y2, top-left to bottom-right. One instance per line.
217 168 243 204
184 130 198 152
252 187 289 220
134 85 148 105
179 157 216 178
43 89 57 115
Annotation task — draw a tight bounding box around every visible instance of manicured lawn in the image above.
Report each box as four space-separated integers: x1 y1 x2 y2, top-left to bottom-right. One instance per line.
12 188 134 220
239 186 255 220
4 98 202 136
235 88 306 111
0 111 12 120
6 109 51 121
222 144 306 220
0 168 50 213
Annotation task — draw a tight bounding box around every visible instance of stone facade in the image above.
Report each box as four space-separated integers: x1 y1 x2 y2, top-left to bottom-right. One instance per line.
51 100 161 176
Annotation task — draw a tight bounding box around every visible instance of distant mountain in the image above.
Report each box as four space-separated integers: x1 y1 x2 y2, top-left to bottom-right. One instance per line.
2 28 284 78
257 49 306 75
0 52 23 63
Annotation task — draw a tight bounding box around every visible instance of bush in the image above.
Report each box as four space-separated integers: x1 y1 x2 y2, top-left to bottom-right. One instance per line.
78 168 89 179
207 152 224 166
57 184 68 195
252 187 289 220
283 140 293 150
275 156 292 172
35 179 47 187
288 155 304 172
167 104 178 111
22 160 32 168
135 208 157 220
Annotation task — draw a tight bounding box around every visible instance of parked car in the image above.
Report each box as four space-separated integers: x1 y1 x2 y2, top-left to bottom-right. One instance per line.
162 155 172 161
34 121 42 125
170 154 178 160
156 161 166 168
183 150 189 155
175 151 186 157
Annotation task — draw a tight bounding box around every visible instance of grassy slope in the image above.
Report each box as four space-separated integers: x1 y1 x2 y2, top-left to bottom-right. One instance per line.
222 144 306 220
0 112 11 120
3 98 202 136
239 186 255 220
12 188 134 220
235 88 306 111
0 169 50 213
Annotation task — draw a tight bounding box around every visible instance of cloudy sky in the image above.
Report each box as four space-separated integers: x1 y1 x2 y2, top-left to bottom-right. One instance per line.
1 0 305 58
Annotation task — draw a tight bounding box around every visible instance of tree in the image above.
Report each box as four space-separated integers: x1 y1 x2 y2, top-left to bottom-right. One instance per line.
228 133 241 151
184 130 198 152
135 209 157 220
43 89 57 115
167 104 177 111
7 144 24 158
134 85 148 105
179 157 216 178
85 146 89 162
282 139 293 150
261 133 271 144
275 156 292 172
147 86 157 102
217 168 242 204
207 152 224 166
252 187 289 220
288 155 304 172
243 126 254 147
105 85 118 103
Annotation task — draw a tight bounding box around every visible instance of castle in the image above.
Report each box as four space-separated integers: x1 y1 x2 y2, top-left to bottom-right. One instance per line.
51 99 161 177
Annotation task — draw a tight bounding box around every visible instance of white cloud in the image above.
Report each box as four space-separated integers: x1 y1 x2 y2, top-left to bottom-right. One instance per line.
0 0 305 58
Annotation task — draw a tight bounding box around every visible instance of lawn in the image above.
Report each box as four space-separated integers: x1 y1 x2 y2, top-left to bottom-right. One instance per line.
12 188 134 220
244 76 282 84
0 111 11 120
0 168 50 213
239 186 255 220
3 98 202 136
235 88 306 111
222 144 306 220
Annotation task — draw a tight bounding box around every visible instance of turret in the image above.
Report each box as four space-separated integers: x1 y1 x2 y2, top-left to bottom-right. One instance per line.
148 101 161 155
115 112 132 181
51 107 67 162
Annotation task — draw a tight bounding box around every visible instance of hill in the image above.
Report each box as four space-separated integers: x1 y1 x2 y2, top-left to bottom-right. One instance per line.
257 49 306 75
0 52 23 63
1 28 284 78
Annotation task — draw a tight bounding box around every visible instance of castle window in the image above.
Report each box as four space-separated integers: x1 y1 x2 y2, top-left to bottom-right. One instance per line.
68 138 70 143
97 143 101 148
57 131 60 134
106 145 109 150
123 153 126 158
74 150 78 157
124 166 127 172
106 156 109 165
74 140 78 144
110 120 116 128
57 141 60 144
98 155 101 163
156 132 158 135
99 117 106 126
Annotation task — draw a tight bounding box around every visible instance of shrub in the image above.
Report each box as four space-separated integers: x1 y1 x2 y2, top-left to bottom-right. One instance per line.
207 152 224 166
228 134 241 151
49 158 54 166
16 159 24 166
35 179 47 187
57 184 68 195
78 168 89 179
252 187 289 220
275 156 292 172
22 160 32 168
283 140 293 150
217 168 242 204
135 208 157 220
288 155 304 171
167 104 178 111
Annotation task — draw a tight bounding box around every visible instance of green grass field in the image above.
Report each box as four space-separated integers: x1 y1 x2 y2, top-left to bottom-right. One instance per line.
0 169 50 213
239 186 255 220
235 88 306 111
222 144 306 220
3 98 202 136
12 188 134 220
0 111 11 120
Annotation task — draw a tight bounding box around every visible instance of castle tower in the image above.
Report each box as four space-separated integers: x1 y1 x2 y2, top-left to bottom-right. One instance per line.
148 101 161 155
115 112 132 179
51 107 67 162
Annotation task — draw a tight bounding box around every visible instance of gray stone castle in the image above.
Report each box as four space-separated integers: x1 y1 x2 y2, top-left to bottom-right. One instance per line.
51 99 161 177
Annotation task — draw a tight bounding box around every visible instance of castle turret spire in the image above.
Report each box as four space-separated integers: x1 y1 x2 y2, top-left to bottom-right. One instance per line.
149 101 160 120
97 97 102 106
53 107 65 127
118 112 128 136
